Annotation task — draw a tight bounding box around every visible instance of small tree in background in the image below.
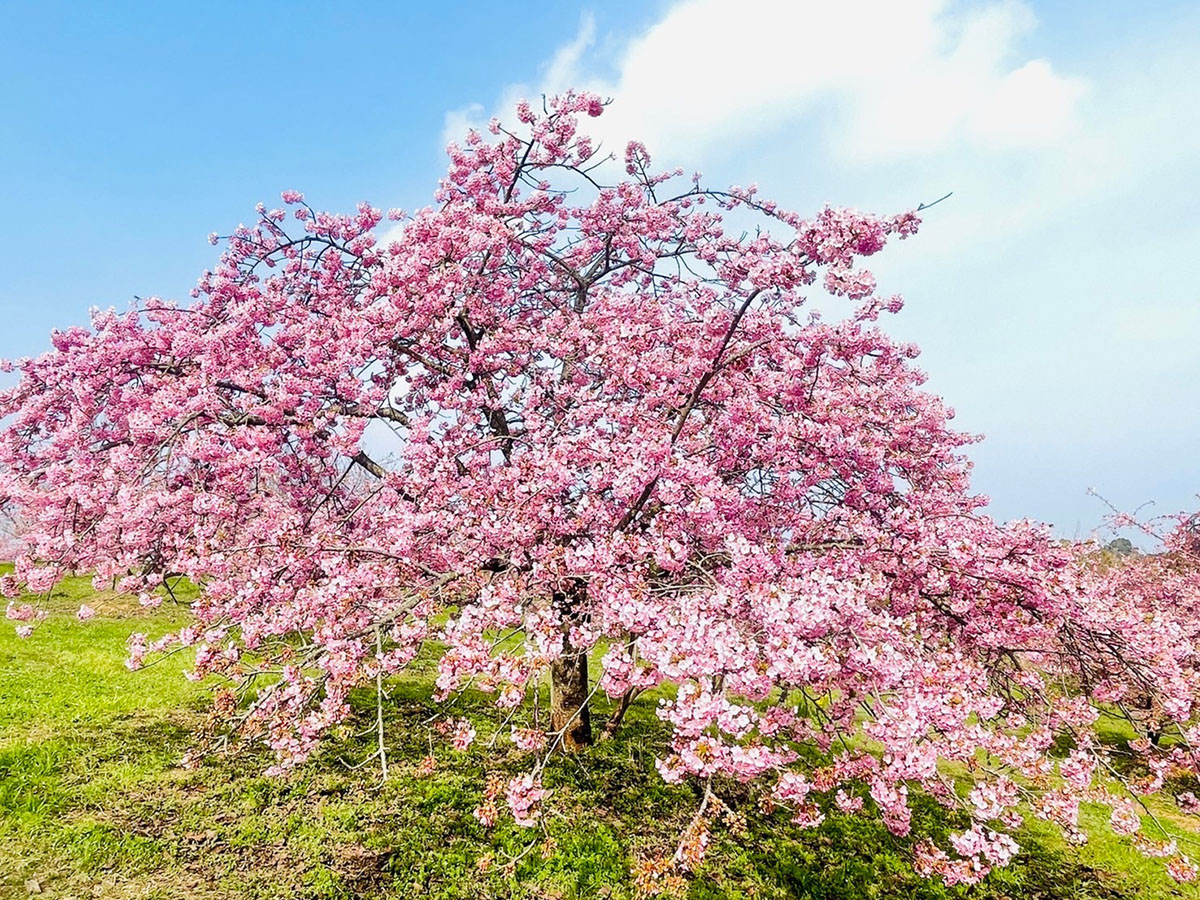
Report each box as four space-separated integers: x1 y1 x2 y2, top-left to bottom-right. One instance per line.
3 94 1199 885
1103 537 1135 556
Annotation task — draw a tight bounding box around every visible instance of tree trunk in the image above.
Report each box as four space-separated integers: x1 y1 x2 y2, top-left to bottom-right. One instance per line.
550 643 592 751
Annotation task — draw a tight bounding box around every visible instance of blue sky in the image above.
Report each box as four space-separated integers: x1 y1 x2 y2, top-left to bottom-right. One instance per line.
2 0 1197 539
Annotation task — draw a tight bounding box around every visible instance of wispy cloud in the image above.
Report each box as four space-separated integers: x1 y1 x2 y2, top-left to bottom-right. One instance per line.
447 1 1087 163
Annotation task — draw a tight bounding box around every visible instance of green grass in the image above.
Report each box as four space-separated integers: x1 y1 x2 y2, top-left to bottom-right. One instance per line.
1 570 1197 899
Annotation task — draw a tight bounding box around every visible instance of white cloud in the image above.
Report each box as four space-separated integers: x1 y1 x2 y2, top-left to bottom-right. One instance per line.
442 102 486 150
541 11 596 95
446 0 1087 164
968 59 1086 148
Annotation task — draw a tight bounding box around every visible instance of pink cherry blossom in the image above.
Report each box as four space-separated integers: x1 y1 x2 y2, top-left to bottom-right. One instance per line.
1167 855 1198 883
450 718 476 751
6 602 35 621
1110 798 1142 837
506 773 548 827
2 91 1199 885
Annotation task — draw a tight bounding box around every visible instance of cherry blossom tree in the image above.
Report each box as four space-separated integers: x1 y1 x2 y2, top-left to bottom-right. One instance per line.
3 93 1199 885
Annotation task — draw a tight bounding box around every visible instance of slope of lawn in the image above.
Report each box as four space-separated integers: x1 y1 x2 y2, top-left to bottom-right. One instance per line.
1 567 1197 899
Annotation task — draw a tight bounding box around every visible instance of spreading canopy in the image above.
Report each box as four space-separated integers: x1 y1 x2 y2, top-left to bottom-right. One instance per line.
3 93 1199 885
